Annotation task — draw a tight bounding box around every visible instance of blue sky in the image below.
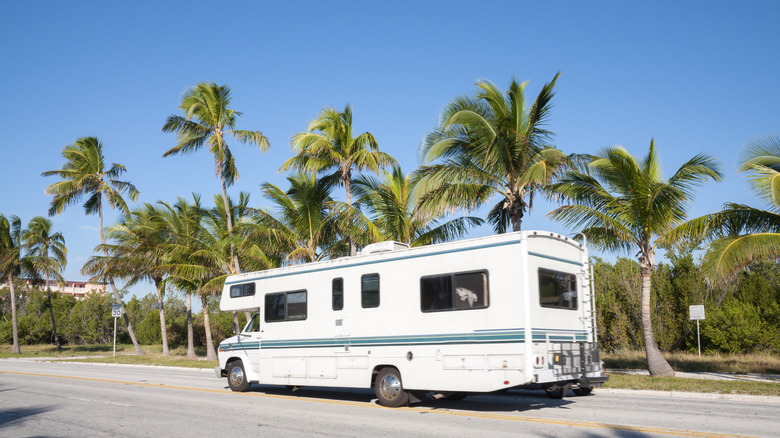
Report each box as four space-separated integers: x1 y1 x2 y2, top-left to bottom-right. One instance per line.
1 1 778 301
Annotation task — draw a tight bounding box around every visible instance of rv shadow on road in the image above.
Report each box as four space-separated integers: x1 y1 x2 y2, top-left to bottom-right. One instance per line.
242 384 577 413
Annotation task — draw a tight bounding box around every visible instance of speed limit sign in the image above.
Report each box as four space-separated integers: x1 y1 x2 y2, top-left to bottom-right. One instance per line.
111 304 122 318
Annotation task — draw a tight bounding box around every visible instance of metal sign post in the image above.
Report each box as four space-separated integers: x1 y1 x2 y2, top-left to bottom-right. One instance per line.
689 305 705 357
111 304 122 357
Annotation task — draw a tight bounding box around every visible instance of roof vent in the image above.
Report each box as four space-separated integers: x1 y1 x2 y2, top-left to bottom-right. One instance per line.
359 241 409 255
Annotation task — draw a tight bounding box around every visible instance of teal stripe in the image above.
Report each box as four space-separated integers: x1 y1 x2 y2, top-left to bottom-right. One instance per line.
528 251 584 267
263 331 525 349
219 330 590 352
220 341 261 352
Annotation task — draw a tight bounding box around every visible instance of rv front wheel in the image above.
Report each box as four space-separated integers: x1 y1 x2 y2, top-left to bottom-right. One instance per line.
227 360 250 392
375 368 409 407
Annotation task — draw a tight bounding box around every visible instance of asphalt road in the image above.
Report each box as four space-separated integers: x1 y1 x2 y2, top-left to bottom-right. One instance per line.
1 359 777 437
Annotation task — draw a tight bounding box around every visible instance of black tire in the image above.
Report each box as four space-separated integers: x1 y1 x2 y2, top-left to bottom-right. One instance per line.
545 387 565 399
227 360 251 392
374 368 409 407
573 387 593 396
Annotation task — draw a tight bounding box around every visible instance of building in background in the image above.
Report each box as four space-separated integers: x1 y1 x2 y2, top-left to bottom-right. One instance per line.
1 279 107 300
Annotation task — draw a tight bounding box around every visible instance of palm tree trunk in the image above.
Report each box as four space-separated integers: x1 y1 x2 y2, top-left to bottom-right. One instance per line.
155 278 169 356
346 177 356 256
99 202 145 355
7 276 20 355
508 195 526 233
220 173 240 274
46 283 62 351
639 256 675 377
201 293 217 361
186 290 195 358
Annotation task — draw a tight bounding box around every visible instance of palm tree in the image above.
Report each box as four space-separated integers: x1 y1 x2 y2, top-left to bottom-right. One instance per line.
549 140 722 376
0 214 31 354
162 82 270 274
84 204 173 355
670 135 780 284
280 104 397 255
255 173 344 263
22 217 67 351
352 165 483 246
158 195 205 358
41 136 144 354
164 196 236 361
416 73 573 233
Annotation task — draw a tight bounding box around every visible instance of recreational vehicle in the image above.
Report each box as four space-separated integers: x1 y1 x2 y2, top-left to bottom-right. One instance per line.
215 231 608 407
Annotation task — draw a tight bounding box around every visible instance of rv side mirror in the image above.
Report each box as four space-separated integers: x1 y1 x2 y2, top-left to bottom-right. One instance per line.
232 322 238 335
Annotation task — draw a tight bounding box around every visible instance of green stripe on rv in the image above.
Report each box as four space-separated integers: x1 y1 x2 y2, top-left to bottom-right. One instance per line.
218 330 589 351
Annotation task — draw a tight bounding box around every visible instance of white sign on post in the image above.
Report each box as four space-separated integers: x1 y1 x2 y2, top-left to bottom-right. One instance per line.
689 304 705 357
111 304 122 357
689 305 705 320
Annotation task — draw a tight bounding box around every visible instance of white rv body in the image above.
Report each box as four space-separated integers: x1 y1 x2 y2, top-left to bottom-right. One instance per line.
215 231 607 404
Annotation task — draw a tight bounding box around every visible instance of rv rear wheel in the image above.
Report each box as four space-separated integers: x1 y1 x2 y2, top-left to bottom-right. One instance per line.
573 387 593 396
227 360 250 392
374 368 409 407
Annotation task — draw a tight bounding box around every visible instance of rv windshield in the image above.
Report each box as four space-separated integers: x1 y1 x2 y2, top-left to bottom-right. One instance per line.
244 313 261 332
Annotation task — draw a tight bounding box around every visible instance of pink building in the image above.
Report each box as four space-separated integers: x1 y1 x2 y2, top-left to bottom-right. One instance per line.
8 279 108 300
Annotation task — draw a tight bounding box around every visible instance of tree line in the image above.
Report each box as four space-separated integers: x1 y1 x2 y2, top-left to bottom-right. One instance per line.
3 253 778 355
2 75 778 377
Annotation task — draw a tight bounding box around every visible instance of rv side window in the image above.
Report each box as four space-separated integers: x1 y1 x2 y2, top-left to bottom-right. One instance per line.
230 283 255 298
538 268 577 310
265 290 308 322
420 271 488 312
332 278 344 311
361 274 380 308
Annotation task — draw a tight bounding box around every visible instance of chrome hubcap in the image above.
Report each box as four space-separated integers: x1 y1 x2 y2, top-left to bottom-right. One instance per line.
380 374 401 400
230 366 244 386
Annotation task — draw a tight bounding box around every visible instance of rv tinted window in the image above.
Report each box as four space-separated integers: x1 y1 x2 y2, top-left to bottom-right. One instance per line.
361 274 380 308
538 268 577 310
421 271 488 312
230 283 255 298
332 278 344 311
265 290 307 322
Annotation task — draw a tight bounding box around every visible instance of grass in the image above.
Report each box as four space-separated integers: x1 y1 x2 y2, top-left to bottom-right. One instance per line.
603 350 780 374
603 373 780 397
0 343 217 369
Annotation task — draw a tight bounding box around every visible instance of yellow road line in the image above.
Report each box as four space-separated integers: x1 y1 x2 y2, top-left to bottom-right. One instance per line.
1 370 755 438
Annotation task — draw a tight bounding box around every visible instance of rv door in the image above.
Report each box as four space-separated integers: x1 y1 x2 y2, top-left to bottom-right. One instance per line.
240 311 262 374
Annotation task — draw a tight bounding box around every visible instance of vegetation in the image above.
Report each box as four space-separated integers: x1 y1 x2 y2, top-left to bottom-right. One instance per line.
22 216 67 350
0 77 777 379
281 104 397 255
550 141 722 376
41 136 144 354
603 373 780 397
604 350 780 374
594 255 780 355
162 82 270 274
416 73 572 233
669 135 780 284
0 214 27 354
